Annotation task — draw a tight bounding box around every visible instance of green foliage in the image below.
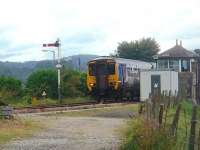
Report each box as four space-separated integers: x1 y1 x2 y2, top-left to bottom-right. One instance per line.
121 118 176 150
79 72 88 94
61 69 88 97
0 76 22 104
26 69 58 98
121 101 199 150
0 68 88 105
115 37 160 62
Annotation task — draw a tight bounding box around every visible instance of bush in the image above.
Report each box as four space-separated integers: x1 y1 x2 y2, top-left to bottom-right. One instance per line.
61 69 88 98
26 69 57 99
26 69 88 99
0 76 22 104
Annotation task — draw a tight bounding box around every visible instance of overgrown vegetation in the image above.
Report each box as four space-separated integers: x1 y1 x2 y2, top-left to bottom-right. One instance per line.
0 76 23 105
61 69 88 97
121 100 200 150
26 69 88 99
26 69 58 98
0 68 89 107
11 97 93 108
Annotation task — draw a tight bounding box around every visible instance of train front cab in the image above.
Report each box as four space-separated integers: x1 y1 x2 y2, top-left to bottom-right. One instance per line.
87 59 119 99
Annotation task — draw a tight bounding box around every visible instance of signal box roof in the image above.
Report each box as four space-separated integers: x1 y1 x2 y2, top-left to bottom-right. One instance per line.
158 40 198 59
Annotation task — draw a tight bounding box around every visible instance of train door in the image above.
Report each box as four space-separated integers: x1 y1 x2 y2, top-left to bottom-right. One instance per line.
96 63 108 92
118 64 126 87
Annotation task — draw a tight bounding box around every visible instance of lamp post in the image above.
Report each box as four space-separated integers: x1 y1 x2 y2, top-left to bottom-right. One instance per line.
42 49 56 65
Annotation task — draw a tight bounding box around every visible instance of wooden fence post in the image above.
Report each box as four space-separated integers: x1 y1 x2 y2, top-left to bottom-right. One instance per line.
183 109 188 138
138 103 144 115
170 104 182 136
173 90 177 107
159 104 164 127
163 105 168 129
163 91 169 129
198 128 200 150
146 98 151 121
146 94 150 120
161 91 165 104
167 91 171 109
188 105 198 150
152 94 156 119
169 90 172 108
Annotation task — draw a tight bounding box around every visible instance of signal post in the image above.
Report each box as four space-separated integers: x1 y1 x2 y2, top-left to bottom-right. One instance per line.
43 38 62 103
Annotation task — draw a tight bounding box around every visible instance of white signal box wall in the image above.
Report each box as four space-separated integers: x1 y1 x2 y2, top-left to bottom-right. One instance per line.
140 70 178 101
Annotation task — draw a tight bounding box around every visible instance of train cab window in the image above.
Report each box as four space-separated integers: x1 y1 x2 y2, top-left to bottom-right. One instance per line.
108 63 115 74
97 63 107 75
89 64 96 76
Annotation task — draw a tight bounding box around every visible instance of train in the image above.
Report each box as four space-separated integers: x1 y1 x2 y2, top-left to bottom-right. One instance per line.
87 56 153 101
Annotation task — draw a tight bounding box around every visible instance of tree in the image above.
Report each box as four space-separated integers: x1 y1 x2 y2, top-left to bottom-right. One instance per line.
115 38 160 61
26 70 57 98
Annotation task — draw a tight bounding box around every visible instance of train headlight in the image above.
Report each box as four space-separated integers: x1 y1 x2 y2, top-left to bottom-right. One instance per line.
89 83 94 86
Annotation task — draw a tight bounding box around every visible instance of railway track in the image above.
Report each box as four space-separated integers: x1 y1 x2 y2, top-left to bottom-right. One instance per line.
13 101 137 114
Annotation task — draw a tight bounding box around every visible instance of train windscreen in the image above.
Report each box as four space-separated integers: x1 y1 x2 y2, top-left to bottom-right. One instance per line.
89 62 115 76
108 63 115 74
89 63 96 76
97 63 107 75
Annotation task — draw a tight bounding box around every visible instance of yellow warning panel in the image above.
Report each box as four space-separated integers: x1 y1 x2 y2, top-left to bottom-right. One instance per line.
32 97 38 106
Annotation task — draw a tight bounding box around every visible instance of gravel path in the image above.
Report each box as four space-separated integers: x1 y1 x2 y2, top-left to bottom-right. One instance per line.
1 116 125 150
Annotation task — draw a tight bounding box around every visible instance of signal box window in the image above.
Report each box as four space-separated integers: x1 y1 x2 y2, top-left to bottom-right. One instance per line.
181 60 190 72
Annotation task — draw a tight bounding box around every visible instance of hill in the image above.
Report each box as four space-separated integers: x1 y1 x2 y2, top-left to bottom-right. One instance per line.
0 54 98 82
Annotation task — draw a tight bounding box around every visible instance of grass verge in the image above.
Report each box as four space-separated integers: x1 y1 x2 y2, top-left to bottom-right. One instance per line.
121 101 200 150
10 96 94 108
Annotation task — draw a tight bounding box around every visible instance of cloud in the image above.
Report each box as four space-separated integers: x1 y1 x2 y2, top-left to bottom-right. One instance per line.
0 0 200 61
0 53 21 60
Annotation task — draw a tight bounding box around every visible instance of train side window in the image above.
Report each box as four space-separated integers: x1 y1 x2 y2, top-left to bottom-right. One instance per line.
89 64 96 76
108 63 115 74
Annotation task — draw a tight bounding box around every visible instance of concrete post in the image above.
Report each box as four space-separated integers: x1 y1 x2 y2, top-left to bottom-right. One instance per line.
179 59 182 72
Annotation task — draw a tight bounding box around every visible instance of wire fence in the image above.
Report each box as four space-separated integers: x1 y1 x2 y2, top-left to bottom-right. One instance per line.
138 91 200 150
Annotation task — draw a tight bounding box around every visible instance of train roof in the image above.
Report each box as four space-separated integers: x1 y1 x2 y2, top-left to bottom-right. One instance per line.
89 56 153 65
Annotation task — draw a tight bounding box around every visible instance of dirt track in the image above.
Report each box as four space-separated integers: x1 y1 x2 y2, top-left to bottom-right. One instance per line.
1 110 129 150
1 104 137 150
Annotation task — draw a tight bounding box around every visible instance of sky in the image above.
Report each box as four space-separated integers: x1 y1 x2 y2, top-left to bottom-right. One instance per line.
0 0 200 62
